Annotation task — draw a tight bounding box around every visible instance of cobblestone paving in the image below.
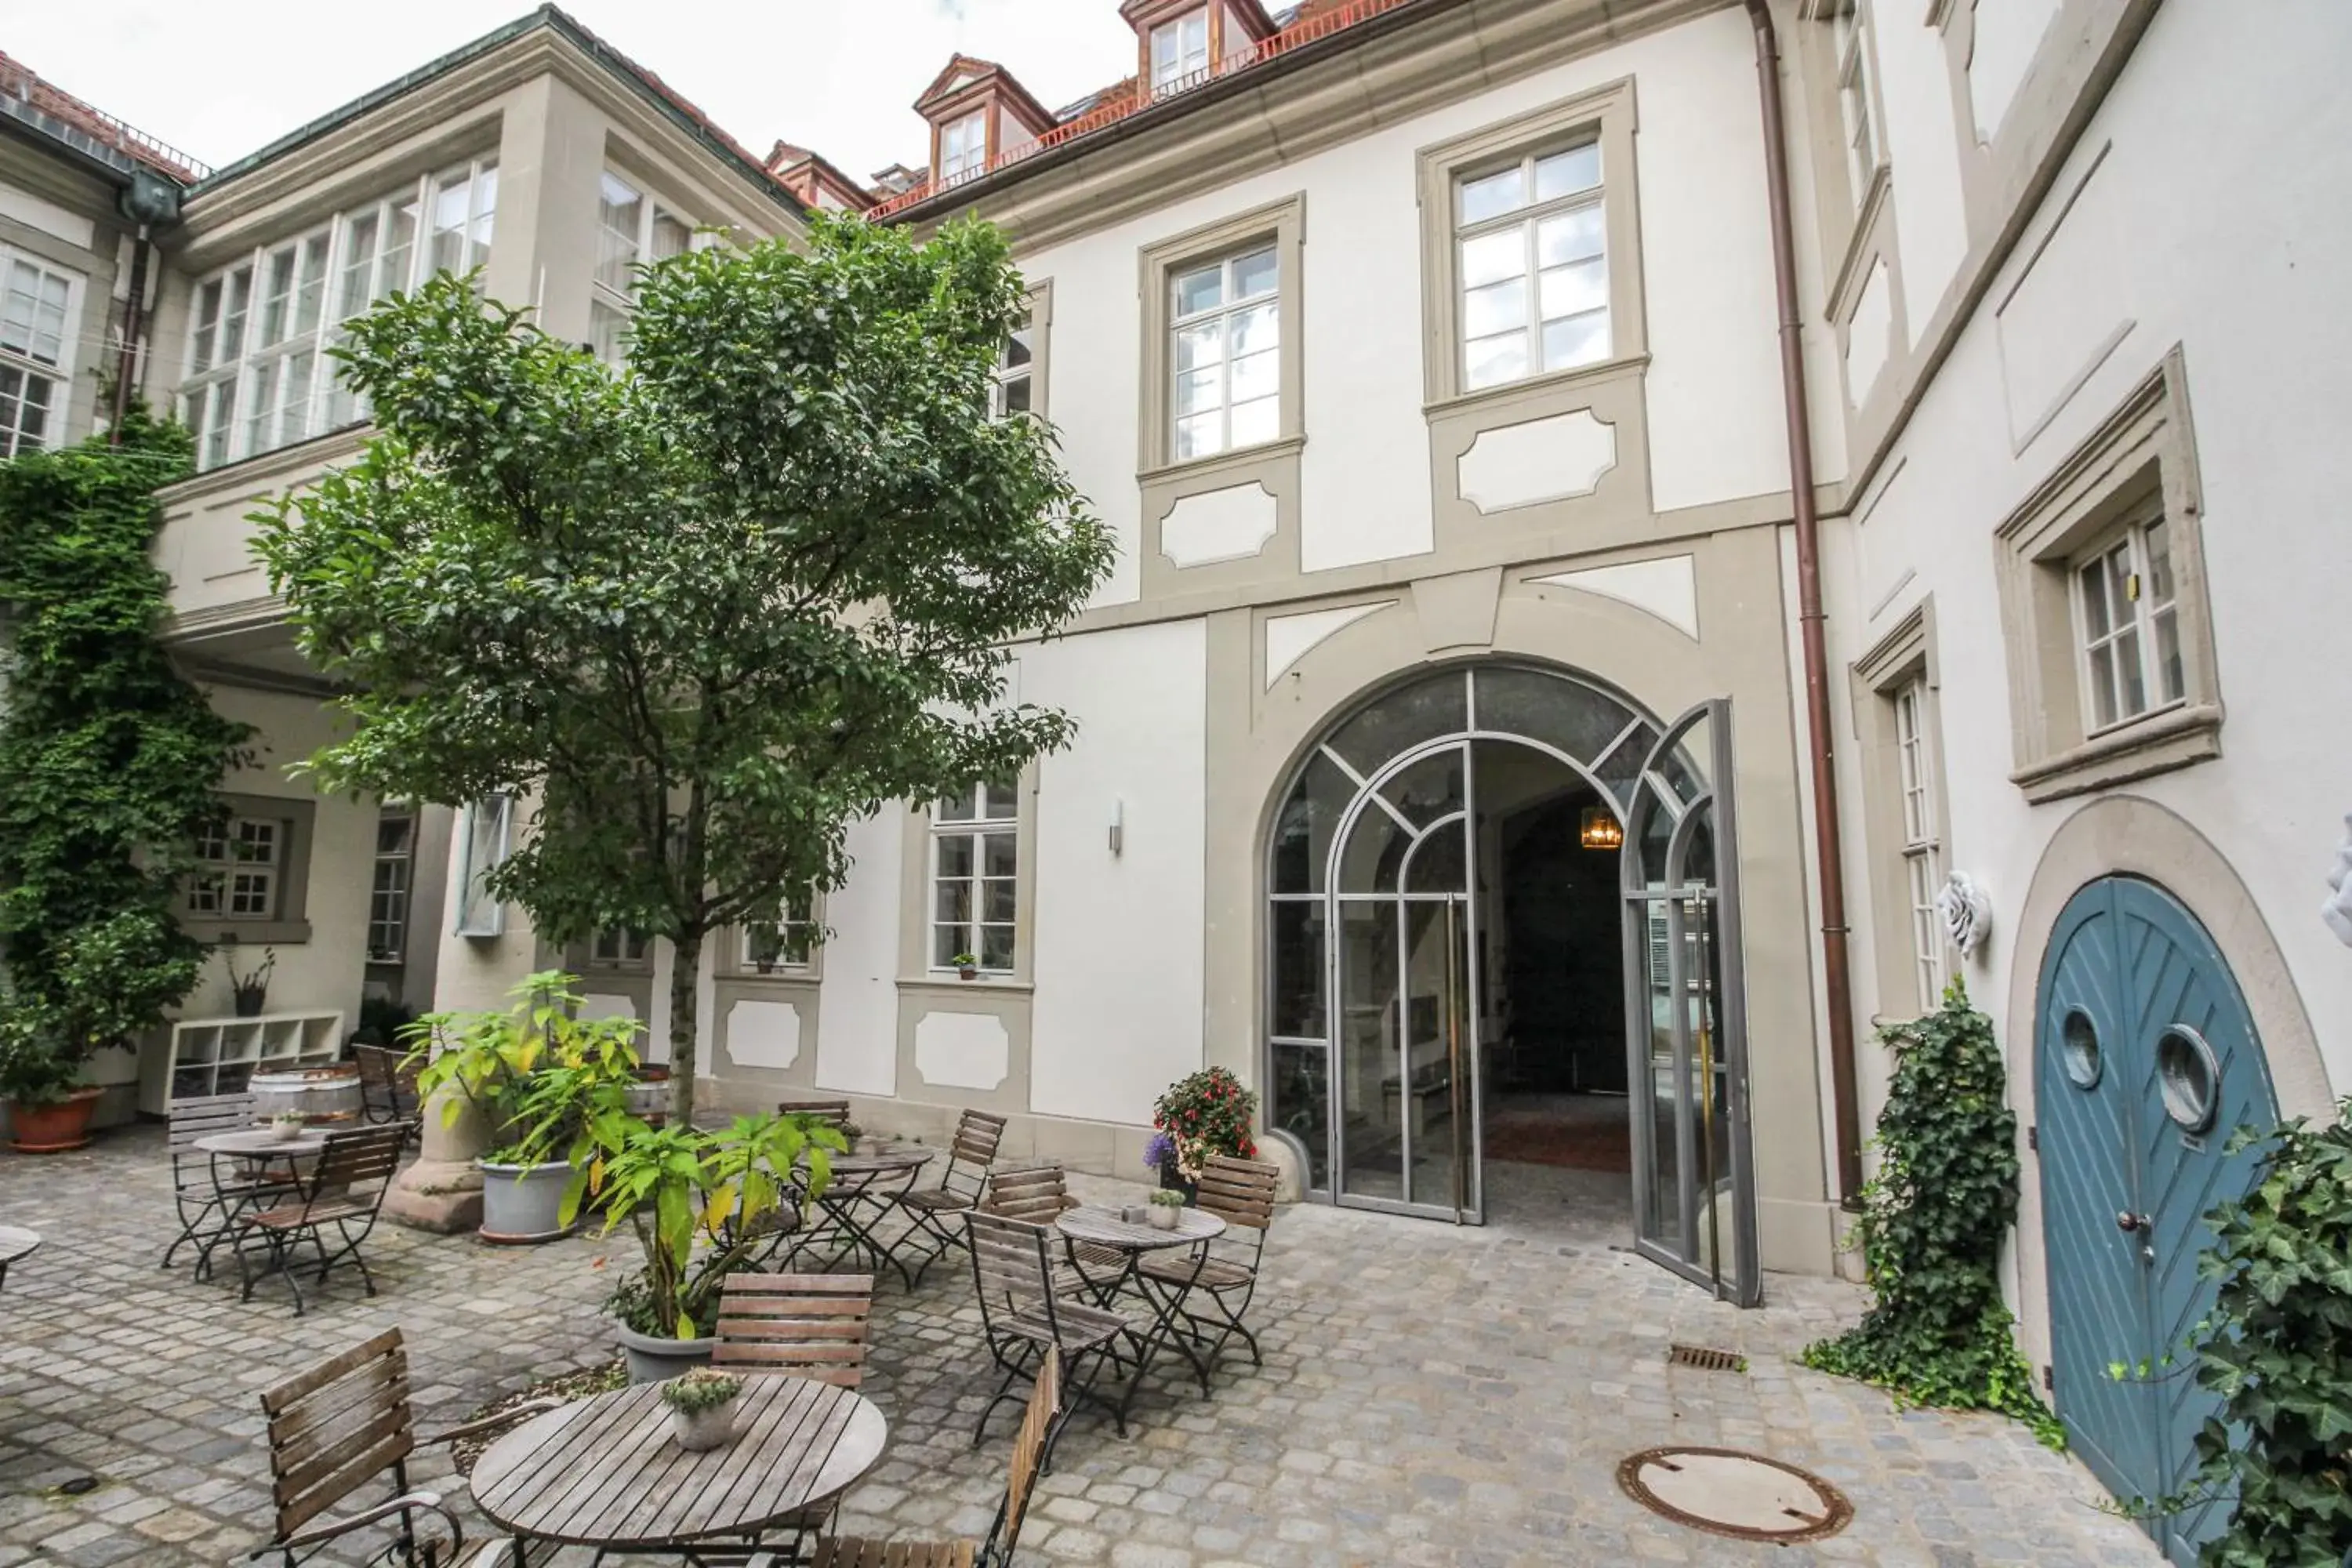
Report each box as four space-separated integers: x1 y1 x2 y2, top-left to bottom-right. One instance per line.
0 1130 2161 1567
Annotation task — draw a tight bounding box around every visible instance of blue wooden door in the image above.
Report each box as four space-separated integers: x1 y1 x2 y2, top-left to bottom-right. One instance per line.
2036 877 2277 1566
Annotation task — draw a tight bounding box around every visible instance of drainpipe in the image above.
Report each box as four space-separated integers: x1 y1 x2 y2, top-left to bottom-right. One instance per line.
108 226 153 444
1743 0 1864 1207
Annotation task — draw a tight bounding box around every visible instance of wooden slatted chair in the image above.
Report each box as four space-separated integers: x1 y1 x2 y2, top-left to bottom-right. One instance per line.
775 1098 853 1129
230 1123 409 1316
250 1327 557 1567
351 1044 422 1129
1136 1154 1279 1384
712 1272 876 1385
965 1211 1134 1456
982 1161 1122 1300
162 1091 281 1276
888 1109 1008 1286
791 1348 1061 1568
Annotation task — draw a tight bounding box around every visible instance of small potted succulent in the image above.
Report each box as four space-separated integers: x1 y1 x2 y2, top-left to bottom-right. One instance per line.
1146 1188 1186 1231
268 1109 310 1142
659 1367 742 1452
953 952 979 982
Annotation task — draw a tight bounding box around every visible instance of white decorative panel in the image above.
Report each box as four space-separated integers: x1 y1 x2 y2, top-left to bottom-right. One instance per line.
1995 147 2132 450
578 994 636 1024
1264 601 1395 688
1456 410 1617 513
724 1000 802 1071
0 188 94 249
1969 0 2062 143
1845 260 1894 408
913 1011 1010 1092
1530 555 1699 640
1160 482 1279 568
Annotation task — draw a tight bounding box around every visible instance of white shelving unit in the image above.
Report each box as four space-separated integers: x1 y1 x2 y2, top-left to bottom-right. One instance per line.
157 1011 346 1110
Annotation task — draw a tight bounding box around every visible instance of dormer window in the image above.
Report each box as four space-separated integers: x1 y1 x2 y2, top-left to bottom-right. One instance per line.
1150 10 1210 93
941 110 988 183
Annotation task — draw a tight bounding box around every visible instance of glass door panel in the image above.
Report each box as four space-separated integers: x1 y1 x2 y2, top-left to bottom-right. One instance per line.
1335 898 1402 1203
1402 898 1470 1215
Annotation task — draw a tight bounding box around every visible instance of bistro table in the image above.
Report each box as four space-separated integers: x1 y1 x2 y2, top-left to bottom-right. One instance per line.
470 1372 887 1563
194 1126 332 1160
782 1144 936 1284
188 1127 328 1281
1054 1204 1228 1420
0 1225 40 1292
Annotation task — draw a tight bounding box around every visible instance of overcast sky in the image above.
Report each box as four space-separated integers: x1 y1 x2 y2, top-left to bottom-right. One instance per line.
7 1 1136 183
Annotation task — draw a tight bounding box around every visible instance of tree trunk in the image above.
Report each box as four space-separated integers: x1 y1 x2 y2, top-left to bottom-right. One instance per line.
666 927 702 1126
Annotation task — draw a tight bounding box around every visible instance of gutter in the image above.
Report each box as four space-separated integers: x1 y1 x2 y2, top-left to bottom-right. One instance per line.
1743 0 1864 1207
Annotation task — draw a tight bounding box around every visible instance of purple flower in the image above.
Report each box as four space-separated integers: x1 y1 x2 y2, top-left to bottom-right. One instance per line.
1143 1131 1176 1171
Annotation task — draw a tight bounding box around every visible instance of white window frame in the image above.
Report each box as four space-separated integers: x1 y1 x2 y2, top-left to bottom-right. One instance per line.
1893 677 1945 1011
1168 244 1280 462
742 889 820 975
590 169 695 365
588 927 652 967
2071 506 2184 736
1834 7 1884 207
940 110 989 183
190 816 285 921
1452 138 1610 394
368 812 415 963
1150 10 1210 94
930 782 1018 974
179 156 496 472
991 307 1038 420
453 793 514 938
0 248 83 457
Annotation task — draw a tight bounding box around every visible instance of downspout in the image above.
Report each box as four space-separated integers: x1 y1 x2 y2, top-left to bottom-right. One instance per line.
107 226 153 445
1743 0 1864 1207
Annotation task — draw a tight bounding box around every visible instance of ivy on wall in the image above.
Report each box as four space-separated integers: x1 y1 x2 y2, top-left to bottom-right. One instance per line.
0 411 251 1091
1801 980 2064 1446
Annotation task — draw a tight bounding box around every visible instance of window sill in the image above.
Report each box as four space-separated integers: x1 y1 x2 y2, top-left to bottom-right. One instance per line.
185 919 312 946
2010 702 2222 804
1421 353 1648 421
725 968 823 988
1136 434 1305 488
158 422 371 501
898 975 1034 996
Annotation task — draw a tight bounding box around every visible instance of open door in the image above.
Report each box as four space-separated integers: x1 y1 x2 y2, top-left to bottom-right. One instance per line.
1618 701 1759 1304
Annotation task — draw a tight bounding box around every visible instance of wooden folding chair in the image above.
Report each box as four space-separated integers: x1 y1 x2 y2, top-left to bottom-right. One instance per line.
229 1123 408 1315
712 1272 876 1386
161 1091 280 1276
775 1098 852 1130
249 1327 556 1566
982 1160 1121 1298
965 1212 1133 1458
887 1109 1007 1285
351 1044 422 1131
1136 1154 1279 1384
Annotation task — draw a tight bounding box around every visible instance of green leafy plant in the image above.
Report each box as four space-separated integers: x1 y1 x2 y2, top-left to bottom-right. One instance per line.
405 971 641 1167
253 214 1116 1128
220 940 275 1011
1150 1066 1259 1180
658 1367 740 1415
568 1110 845 1341
0 408 253 1101
1801 980 2063 1446
2167 1103 2352 1565
1149 1188 1187 1209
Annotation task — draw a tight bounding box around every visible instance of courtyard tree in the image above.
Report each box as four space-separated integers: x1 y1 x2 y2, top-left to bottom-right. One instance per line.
256 215 1115 1123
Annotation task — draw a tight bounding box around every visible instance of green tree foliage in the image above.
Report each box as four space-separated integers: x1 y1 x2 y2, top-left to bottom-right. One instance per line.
255 215 1115 1122
2182 1103 2352 1565
1802 980 2063 1445
0 411 252 1097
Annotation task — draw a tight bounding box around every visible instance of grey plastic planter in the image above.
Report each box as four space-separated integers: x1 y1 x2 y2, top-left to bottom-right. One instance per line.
615 1320 717 1385
477 1160 575 1244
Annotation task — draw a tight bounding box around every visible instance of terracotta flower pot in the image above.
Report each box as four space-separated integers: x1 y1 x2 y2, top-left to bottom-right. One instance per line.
7 1085 104 1153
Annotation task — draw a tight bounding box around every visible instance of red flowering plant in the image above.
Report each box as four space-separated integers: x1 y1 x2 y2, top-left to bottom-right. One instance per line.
1149 1066 1259 1181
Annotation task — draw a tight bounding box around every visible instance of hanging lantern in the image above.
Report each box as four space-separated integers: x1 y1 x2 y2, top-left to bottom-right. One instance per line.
1580 804 1624 851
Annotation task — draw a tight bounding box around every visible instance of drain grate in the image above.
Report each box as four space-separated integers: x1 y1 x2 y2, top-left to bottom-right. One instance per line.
1667 1343 1747 1373
1617 1447 1853 1543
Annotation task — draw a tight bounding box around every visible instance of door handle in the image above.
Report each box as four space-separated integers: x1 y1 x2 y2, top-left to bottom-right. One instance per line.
2115 1211 2149 1234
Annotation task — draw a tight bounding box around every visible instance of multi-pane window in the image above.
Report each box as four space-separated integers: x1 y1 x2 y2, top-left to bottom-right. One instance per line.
1151 11 1210 93
932 782 1018 972
1834 8 1883 205
1170 245 1278 460
190 818 284 920
940 111 988 183
368 814 415 962
453 792 513 938
589 169 694 365
589 928 651 966
991 310 1036 419
1893 678 1944 1011
2075 510 2184 733
743 890 819 973
1454 140 1608 391
0 252 78 456
181 158 496 470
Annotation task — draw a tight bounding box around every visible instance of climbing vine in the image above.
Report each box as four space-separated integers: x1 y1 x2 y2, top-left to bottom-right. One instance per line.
1801 979 2063 1446
2176 1103 2352 1566
0 410 252 1094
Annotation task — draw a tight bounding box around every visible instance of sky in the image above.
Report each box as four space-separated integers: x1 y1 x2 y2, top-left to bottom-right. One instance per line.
5 0 1138 183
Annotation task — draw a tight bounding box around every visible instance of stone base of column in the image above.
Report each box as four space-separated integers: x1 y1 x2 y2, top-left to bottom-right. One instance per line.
384 1157 485 1232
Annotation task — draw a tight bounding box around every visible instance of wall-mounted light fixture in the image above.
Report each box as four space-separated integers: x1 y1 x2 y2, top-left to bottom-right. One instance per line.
1580 804 1623 851
1108 797 1124 858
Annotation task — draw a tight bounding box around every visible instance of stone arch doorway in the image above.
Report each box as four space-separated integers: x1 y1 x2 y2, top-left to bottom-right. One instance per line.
1261 659 1760 1302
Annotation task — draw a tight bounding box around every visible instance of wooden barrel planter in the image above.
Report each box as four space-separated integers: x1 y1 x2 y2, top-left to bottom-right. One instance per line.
249 1065 364 1126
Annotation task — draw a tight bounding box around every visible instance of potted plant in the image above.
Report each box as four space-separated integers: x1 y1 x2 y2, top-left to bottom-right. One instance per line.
268 1109 310 1142
953 952 979 982
0 1020 101 1152
408 971 642 1244
1147 1066 1261 1202
748 926 784 976
1146 1188 1186 1231
659 1367 742 1452
569 1108 846 1383
0 910 201 1152
223 940 276 1018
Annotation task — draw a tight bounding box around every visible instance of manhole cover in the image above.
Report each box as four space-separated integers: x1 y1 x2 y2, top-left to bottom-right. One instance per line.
1617 1446 1852 1543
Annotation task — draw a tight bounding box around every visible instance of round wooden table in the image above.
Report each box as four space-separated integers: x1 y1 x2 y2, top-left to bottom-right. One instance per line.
470 1373 887 1553
194 1127 330 1159
1056 1205 1229 1414
0 1225 40 1291
785 1145 936 1283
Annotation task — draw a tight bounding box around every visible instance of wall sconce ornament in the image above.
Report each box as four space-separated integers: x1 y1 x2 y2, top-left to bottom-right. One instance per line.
1936 871 1992 960
1108 797 1125 858
2324 813 2352 948
1580 804 1624 851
